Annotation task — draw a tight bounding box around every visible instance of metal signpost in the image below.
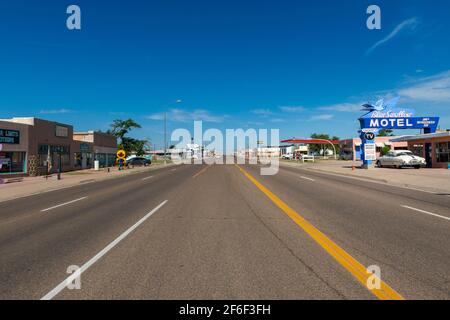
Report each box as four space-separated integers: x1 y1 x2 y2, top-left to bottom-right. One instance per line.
359 97 440 169
117 149 126 171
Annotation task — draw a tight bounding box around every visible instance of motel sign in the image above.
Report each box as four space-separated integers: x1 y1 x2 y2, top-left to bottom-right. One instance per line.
358 97 440 168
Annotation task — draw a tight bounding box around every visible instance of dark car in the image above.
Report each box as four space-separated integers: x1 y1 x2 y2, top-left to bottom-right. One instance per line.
126 157 151 167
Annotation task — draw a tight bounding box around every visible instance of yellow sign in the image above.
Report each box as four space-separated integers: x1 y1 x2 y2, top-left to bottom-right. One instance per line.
116 150 126 159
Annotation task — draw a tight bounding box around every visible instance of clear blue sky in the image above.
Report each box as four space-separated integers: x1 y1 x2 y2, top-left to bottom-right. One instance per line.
1 0 449 147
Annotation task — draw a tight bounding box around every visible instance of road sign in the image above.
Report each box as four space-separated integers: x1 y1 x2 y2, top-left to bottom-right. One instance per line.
364 132 375 140
364 143 377 161
116 150 126 159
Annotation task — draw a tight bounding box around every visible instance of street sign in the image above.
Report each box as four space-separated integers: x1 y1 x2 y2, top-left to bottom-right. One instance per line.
116 150 126 159
364 143 377 161
364 132 375 140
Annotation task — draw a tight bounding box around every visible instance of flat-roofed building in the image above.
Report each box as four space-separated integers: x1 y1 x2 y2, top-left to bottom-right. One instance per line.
390 131 450 168
0 118 117 178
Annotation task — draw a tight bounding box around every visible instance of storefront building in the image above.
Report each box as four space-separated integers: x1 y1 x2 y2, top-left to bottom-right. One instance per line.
339 136 408 161
73 131 117 168
0 118 117 177
0 120 29 176
390 132 450 168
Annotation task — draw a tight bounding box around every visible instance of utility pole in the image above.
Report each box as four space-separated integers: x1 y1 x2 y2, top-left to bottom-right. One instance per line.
164 111 167 165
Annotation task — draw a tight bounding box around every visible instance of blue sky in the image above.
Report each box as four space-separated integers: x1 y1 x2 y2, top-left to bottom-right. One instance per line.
0 0 449 147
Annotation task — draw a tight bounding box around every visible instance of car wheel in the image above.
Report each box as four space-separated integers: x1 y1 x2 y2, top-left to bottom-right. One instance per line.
414 165 420 169
376 161 382 168
397 165 402 169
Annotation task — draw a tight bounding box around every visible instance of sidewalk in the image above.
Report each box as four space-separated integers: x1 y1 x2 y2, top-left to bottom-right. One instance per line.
0 164 174 203
281 160 450 194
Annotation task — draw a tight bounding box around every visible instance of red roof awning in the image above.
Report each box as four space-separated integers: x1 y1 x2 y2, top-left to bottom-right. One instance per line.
281 138 340 144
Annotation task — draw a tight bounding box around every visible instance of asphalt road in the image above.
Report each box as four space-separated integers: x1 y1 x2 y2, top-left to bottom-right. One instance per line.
0 163 449 300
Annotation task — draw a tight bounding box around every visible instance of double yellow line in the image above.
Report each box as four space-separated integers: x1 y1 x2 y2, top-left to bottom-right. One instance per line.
236 165 404 300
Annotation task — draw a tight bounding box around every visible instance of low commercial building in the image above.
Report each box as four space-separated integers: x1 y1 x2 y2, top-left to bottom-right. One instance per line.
339 136 408 161
0 117 117 178
390 132 450 168
73 131 117 168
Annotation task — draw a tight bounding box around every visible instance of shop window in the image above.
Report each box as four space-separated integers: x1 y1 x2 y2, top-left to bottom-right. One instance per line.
411 144 424 157
0 152 26 174
436 142 450 163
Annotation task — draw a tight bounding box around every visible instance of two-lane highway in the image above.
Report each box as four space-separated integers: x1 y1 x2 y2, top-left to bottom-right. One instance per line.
0 163 449 299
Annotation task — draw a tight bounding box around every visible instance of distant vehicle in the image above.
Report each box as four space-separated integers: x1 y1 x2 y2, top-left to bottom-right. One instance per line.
126 157 151 167
281 154 293 160
376 150 426 169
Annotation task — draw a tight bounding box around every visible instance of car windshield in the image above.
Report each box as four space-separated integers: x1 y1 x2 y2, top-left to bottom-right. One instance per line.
397 151 413 156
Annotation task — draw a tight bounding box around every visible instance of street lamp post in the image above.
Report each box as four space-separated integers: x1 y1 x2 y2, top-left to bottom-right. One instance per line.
162 99 181 166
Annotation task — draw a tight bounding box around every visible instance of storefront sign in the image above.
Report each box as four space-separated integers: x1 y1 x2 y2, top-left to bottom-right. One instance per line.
0 129 20 144
364 143 377 161
364 132 375 140
358 97 440 168
359 117 440 132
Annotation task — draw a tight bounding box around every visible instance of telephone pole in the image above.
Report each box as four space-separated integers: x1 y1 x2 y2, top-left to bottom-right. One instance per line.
164 111 167 165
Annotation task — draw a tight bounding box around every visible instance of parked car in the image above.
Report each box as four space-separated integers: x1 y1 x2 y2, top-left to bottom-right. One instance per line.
126 157 151 167
281 154 294 160
376 150 426 169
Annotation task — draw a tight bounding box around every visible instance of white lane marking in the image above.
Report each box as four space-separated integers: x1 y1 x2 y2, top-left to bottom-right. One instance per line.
40 197 88 212
141 176 154 181
300 176 315 182
401 205 450 222
41 200 168 300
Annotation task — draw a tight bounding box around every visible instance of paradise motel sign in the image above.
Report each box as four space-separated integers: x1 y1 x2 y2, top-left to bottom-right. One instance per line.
358 97 439 168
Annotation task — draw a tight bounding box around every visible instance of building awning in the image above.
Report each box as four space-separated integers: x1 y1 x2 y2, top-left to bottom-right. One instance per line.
390 132 450 142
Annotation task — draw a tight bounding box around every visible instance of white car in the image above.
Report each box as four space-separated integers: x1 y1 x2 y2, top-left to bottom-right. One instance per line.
376 150 426 169
281 154 293 160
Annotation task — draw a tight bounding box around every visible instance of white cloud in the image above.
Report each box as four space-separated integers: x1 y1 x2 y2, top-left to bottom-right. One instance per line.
318 102 363 113
40 108 74 114
278 106 306 113
398 71 450 102
309 114 334 121
269 118 285 123
366 17 419 55
147 108 227 123
251 108 273 116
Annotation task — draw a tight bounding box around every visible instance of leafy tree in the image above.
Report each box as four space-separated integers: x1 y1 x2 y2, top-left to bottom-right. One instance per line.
108 119 150 155
381 145 391 156
109 119 142 143
378 129 394 137
310 133 340 155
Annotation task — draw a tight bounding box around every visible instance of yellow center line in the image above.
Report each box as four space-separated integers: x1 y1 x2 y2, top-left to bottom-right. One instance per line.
235 164 404 300
193 166 210 178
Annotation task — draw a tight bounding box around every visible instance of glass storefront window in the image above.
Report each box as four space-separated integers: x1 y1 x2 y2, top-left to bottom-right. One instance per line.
0 152 26 174
436 142 450 163
411 144 424 157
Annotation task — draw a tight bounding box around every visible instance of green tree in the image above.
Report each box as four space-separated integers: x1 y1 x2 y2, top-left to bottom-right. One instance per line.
378 129 394 137
109 119 142 143
310 133 340 155
108 119 146 155
381 145 391 156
